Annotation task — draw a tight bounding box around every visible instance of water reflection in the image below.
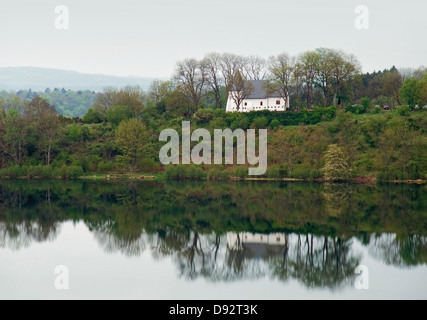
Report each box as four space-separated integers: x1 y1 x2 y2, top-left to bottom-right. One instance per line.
369 234 427 268
0 180 426 289
0 221 60 250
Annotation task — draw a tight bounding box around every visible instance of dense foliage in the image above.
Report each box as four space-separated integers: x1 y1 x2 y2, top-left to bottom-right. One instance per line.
1 49 426 182
0 88 97 118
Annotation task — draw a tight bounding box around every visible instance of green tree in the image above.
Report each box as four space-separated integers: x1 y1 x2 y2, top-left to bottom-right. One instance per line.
115 118 149 172
106 105 135 126
418 75 427 106
82 108 103 124
67 122 83 142
266 53 298 110
298 50 320 108
382 70 403 105
25 96 60 166
400 78 421 108
1 110 28 165
322 144 352 182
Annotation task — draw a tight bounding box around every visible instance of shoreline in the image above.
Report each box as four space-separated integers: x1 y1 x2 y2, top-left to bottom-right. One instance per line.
0 173 425 185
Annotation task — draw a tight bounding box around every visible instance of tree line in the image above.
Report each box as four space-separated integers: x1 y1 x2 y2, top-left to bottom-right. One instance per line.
0 48 426 180
0 88 97 118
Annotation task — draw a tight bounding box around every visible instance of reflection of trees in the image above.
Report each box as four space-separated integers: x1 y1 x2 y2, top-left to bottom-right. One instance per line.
322 183 352 217
0 221 60 250
270 235 359 289
0 185 61 250
0 180 426 285
91 215 147 257
148 230 360 289
369 234 427 267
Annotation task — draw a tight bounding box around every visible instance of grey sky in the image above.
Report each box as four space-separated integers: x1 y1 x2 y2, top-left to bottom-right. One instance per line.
1 0 426 78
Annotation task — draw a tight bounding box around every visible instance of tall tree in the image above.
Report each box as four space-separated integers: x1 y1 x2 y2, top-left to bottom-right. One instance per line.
298 51 320 108
266 53 298 109
244 55 267 80
0 110 28 166
330 51 360 106
25 96 60 166
148 80 174 104
202 53 224 109
116 118 149 172
174 58 207 114
226 71 254 111
93 86 145 119
400 78 421 108
382 70 403 105
220 53 247 88
314 48 336 107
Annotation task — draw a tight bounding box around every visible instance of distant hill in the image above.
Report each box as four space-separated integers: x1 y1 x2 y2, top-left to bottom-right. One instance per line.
0 67 158 92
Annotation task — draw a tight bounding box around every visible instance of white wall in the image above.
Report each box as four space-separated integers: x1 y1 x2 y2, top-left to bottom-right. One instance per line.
226 92 289 113
227 232 288 249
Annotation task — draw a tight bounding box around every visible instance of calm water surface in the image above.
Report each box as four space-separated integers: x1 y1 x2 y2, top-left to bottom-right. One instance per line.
0 181 426 300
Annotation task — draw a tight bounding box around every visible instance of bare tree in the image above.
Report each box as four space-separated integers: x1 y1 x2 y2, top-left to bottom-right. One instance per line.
399 66 427 81
298 51 320 108
244 55 267 80
202 53 224 109
266 53 298 109
220 53 247 88
226 71 254 111
330 51 361 106
174 58 207 114
93 86 117 116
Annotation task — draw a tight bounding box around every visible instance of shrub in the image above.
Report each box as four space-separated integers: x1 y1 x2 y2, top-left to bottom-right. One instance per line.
345 104 367 114
234 166 248 179
165 165 204 180
54 166 84 179
279 164 288 177
397 105 411 117
290 169 311 179
251 117 269 129
310 170 323 180
187 165 205 180
67 166 84 178
322 144 352 182
208 168 228 181
269 119 281 130
106 105 135 126
194 109 214 124
98 161 114 173
27 165 53 179
82 108 103 124
267 166 281 178
0 166 26 179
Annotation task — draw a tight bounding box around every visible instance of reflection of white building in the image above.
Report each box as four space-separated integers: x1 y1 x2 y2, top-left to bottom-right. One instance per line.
227 233 289 259
226 80 290 113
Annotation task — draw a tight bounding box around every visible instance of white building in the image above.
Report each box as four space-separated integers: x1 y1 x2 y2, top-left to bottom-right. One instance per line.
227 232 288 249
226 80 290 113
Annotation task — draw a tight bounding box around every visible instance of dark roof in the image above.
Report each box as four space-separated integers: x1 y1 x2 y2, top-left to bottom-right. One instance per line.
246 80 281 99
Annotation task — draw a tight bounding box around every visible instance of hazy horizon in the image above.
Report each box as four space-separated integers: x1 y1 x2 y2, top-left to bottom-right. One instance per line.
1 0 426 78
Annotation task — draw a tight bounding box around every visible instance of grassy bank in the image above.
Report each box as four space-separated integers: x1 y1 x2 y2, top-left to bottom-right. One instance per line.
1 167 425 185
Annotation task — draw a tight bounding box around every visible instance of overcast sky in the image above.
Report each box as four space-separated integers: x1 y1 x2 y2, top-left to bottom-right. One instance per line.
0 0 426 78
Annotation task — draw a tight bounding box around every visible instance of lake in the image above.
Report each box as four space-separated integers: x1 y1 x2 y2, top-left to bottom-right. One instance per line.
0 181 426 300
